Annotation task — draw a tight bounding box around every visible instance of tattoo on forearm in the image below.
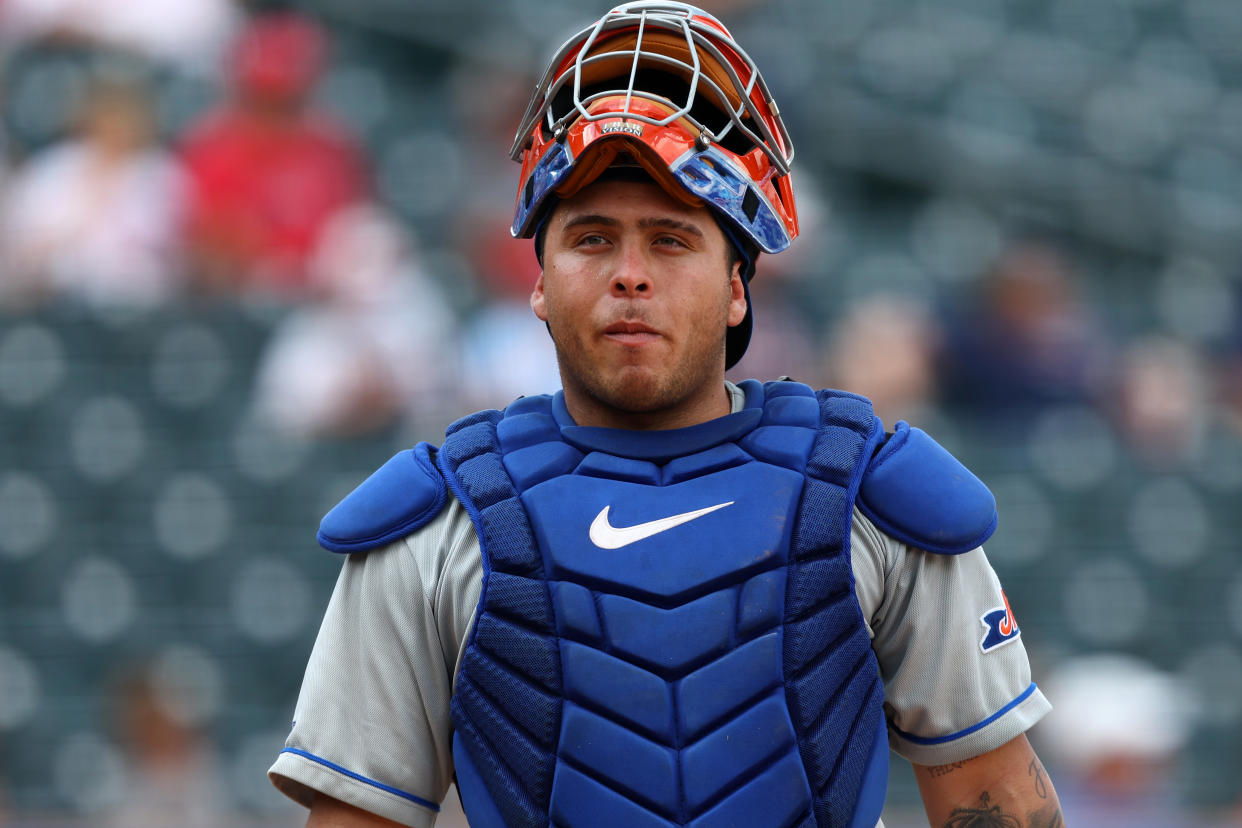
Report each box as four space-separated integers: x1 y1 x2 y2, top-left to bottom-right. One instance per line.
940 791 1065 828
941 792 1021 828
1028 758 1048 799
925 760 968 778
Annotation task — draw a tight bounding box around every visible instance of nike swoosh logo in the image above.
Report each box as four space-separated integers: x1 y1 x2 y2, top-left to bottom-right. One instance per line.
589 501 734 549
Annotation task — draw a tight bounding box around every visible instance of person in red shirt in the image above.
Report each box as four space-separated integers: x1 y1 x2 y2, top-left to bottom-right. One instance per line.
180 12 368 296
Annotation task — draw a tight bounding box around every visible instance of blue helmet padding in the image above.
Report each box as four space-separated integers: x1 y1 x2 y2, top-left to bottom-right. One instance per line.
512 141 575 240
672 146 791 254
513 141 791 256
857 422 998 556
316 442 448 553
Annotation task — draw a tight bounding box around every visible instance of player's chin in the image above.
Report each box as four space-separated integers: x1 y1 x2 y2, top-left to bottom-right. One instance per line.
601 365 688 411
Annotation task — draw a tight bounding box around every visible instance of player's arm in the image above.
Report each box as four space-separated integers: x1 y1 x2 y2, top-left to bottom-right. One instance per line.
913 734 1064 827
306 793 407 827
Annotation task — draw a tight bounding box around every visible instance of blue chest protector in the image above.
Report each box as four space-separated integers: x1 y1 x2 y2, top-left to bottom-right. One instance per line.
317 380 998 828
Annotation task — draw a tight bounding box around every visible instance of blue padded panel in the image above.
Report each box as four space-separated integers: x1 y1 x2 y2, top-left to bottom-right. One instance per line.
759 392 819 428
503 442 584 492
317 443 447 553
789 478 851 565
784 592 860 675
457 453 513 511
780 388 886 827
474 615 559 692
443 417 501 463
677 633 782 741
460 648 559 748
561 642 672 741
453 732 522 828
479 498 543 577
559 705 680 816
574 452 661 486
737 569 785 639
819 391 877 433
560 408 763 463
525 463 801 602
503 394 551 418
553 581 603 646
550 764 678 828
455 673 555 811
444 400 563 828
449 700 541 828
497 410 559 453
453 697 546 828
600 589 735 676
805 424 869 487
687 752 812 828
739 425 817 472
787 626 873 733
849 715 890 828
661 443 752 486
814 682 885 827
785 556 853 620
858 422 998 555
484 572 556 635
760 379 803 398
681 695 799 813
798 664 879 792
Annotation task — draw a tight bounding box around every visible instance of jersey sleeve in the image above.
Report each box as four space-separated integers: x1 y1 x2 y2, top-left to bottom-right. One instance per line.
849 509 1051 766
268 498 482 827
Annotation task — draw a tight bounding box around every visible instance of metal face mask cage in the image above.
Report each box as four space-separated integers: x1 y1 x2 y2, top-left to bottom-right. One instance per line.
510 2 794 177
509 2 798 254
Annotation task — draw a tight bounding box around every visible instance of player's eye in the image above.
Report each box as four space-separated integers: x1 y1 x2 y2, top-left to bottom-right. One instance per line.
653 235 688 249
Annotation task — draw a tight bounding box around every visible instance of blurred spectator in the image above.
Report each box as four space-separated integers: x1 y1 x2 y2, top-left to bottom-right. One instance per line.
0 0 239 76
941 241 1111 419
461 299 562 408
0 72 187 307
727 274 820 388
1038 653 1195 827
102 663 231 828
180 12 369 297
251 203 458 438
456 204 561 407
823 294 940 426
1110 335 1211 468
725 185 828 389
1222 340 1242 440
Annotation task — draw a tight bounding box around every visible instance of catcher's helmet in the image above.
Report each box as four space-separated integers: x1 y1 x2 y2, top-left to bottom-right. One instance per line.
510 2 798 368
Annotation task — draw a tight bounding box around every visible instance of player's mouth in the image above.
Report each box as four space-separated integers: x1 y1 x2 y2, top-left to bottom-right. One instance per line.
602 320 662 346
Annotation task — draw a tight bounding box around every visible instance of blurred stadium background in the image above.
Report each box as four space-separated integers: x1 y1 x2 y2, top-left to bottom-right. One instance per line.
2 0 1242 825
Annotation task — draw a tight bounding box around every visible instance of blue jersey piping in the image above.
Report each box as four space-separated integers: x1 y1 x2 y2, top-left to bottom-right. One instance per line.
279 747 441 812
889 683 1038 746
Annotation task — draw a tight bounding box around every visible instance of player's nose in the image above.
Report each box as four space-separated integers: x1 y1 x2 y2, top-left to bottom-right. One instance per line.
610 242 652 296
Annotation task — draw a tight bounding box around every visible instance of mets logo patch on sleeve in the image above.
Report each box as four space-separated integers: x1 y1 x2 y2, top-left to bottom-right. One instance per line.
979 592 1021 653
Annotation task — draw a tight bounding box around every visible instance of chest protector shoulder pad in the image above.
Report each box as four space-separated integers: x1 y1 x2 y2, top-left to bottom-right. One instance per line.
442 381 889 828
316 442 448 554
858 422 998 555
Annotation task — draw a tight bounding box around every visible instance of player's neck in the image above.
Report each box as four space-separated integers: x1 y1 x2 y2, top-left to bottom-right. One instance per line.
560 380 733 431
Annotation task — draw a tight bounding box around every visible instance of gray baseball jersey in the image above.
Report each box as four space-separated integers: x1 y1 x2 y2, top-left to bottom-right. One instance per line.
269 386 1051 827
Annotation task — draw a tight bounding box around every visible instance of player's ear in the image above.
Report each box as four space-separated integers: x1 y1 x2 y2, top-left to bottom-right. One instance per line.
531 272 548 322
727 264 747 328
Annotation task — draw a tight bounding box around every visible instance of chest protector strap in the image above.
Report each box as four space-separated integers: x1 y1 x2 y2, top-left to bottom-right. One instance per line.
442 381 887 828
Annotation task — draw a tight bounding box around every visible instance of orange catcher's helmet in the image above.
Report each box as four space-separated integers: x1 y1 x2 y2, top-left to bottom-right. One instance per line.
510 2 799 367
